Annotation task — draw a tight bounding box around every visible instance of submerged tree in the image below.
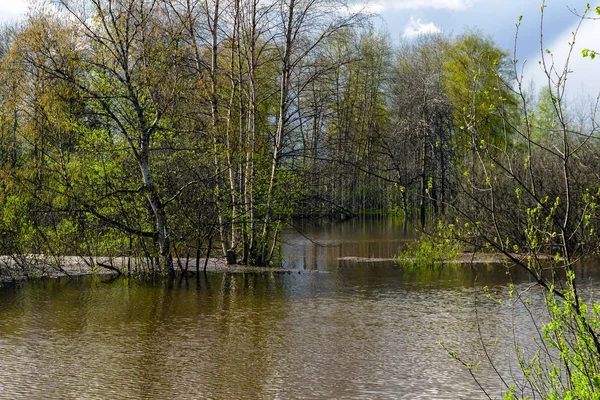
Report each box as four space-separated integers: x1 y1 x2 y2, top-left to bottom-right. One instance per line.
0 0 202 275
386 34 453 229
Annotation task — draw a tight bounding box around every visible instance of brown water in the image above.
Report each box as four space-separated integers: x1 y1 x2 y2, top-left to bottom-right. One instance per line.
0 216 596 399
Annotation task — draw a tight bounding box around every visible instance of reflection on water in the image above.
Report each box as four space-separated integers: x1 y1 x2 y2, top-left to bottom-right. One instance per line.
281 215 416 270
0 216 598 399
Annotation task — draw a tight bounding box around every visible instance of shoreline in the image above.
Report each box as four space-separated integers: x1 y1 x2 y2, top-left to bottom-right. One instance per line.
0 251 561 282
0 255 322 282
340 252 560 264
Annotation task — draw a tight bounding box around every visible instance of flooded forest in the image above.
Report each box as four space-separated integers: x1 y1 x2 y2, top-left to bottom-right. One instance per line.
1 0 600 398
4 0 598 274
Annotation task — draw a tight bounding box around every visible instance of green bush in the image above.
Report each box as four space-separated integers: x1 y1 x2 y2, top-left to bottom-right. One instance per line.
398 221 463 267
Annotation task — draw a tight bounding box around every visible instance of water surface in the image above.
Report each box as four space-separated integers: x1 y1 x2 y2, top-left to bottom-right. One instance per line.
0 217 594 399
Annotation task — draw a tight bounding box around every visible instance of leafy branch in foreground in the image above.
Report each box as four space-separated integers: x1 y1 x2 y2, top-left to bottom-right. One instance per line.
581 3 600 59
440 2 600 398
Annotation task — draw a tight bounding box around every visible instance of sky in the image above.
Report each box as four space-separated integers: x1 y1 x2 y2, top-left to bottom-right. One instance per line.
0 0 598 98
0 0 28 24
367 0 600 101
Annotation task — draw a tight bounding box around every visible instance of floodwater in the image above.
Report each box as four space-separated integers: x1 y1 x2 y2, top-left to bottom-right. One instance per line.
0 216 596 399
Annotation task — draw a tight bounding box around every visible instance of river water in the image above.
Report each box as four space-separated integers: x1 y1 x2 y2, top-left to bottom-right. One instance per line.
0 216 596 399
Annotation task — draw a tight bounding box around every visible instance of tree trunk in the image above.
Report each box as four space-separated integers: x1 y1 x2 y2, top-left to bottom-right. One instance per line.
420 130 427 228
139 131 173 275
243 1 257 264
260 0 295 264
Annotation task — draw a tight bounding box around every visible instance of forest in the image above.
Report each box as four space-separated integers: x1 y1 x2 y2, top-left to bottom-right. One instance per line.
0 0 599 279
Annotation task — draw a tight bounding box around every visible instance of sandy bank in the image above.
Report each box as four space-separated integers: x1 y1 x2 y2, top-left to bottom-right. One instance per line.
0 255 322 281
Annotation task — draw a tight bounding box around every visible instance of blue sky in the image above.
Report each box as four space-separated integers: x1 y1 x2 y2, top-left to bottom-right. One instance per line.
365 0 600 100
1 0 598 98
369 0 580 52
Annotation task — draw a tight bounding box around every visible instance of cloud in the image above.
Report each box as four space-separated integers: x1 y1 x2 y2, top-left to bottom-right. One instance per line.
402 17 441 38
522 17 600 101
348 2 385 14
353 0 472 13
0 1 28 23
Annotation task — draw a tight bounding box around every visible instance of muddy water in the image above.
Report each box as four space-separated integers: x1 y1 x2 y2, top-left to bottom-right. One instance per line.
0 216 595 399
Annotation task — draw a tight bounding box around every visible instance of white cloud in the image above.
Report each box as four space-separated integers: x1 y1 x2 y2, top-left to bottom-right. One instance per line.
402 16 441 38
352 0 472 13
522 17 600 102
0 0 28 22
349 3 385 14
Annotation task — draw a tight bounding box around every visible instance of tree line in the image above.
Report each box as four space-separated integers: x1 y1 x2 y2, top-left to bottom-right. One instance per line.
0 0 598 278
